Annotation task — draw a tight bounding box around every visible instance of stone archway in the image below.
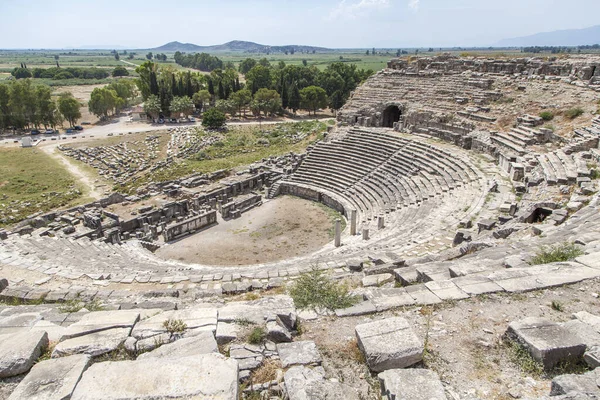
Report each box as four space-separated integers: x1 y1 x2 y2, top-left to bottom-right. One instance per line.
382 105 401 128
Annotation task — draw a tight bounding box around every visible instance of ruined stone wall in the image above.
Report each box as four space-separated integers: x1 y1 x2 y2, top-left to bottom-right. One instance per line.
162 210 217 242
279 182 349 217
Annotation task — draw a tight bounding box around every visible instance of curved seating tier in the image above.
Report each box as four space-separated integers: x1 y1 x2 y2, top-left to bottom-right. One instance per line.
285 128 484 224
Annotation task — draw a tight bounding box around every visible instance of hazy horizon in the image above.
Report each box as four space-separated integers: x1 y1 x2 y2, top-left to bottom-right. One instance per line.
1 0 600 49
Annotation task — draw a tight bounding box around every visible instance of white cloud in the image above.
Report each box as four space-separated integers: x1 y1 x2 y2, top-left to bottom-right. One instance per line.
328 0 391 20
408 0 420 11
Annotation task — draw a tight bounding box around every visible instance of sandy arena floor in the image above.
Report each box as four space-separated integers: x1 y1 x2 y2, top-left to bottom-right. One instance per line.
155 196 338 266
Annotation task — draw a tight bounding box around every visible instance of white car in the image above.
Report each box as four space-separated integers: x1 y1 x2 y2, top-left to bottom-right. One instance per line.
188 117 196 122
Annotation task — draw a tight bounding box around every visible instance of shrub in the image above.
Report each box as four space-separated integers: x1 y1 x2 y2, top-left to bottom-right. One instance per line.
506 339 544 377
289 268 360 311
248 327 266 344
202 108 226 129
163 318 187 334
530 242 584 265
539 111 554 121
564 107 584 119
551 300 563 312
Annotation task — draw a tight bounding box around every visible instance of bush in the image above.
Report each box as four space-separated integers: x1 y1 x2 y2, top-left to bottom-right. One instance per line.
202 108 226 129
112 66 129 77
163 318 187 334
289 268 360 311
530 242 584 265
564 107 584 119
248 327 266 344
539 111 554 121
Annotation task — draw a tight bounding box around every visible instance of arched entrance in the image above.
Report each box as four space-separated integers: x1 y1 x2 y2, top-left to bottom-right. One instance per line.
382 105 401 128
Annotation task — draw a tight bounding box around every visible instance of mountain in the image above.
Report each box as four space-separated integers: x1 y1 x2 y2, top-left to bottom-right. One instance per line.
495 25 600 47
149 40 331 53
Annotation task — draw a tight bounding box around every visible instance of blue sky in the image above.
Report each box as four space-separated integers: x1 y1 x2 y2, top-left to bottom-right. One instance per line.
1 0 599 49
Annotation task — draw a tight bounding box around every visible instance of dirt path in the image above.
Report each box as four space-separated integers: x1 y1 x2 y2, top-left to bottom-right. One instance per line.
40 144 104 200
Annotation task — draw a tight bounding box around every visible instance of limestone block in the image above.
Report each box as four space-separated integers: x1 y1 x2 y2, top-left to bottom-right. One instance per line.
52 327 131 358
61 310 140 340
584 345 600 369
266 320 292 343
71 354 239 400
335 300 377 317
8 354 91 400
216 321 239 345
131 307 217 339
362 273 394 287
284 366 359 400
355 317 423 372
551 369 600 396
0 331 48 378
277 341 322 368
506 317 586 370
0 312 43 335
137 331 218 360
30 320 68 343
424 280 469 300
378 369 448 400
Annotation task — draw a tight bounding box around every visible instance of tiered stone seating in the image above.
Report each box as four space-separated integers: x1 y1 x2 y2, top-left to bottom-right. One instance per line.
285 128 482 226
536 150 588 185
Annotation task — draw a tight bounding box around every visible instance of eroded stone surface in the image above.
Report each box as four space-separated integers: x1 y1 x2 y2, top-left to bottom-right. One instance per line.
0 330 48 378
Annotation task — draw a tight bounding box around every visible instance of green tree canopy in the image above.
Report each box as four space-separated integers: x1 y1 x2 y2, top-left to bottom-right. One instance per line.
143 95 161 120
112 66 129 77
202 108 226 129
58 93 82 127
300 86 328 116
88 87 118 119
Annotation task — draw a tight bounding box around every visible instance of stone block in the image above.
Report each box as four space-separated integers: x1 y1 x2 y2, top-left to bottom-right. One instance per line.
335 300 377 317
277 341 322 368
0 331 49 378
505 317 586 370
284 366 359 400
131 307 217 339
424 280 469 300
378 369 448 400
355 317 423 372
551 369 600 396
61 310 140 340
53 327 131 358
8 354 91 400
137 331 218 360
71 354 239 400
362 273 394 287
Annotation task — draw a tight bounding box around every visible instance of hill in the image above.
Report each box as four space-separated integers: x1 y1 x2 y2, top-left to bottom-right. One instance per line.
149 40 331 53
495 25 600 47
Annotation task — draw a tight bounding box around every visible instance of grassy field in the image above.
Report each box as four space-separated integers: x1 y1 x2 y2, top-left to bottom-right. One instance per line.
0 147 86 227
117 120 333 193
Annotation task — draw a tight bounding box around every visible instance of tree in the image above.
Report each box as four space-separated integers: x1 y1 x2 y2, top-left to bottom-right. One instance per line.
58 93 81 127
114 52 120 61
366 49 370 55
230 89 252 116
170 96 194 117
106 80 138 106
146 52 153 60
54 55 59 61
202 108 226 129
88 87 118 119
302 59 308 67
251 88 281 118
300 86 328 116
329 90 345 115
192 90 211 113
143 95 161 121
289 83 301 114
11 68 32 79
245 65 271 92
215 99 237 116
239 58 257 74
112 66 129 77
35 85 59 128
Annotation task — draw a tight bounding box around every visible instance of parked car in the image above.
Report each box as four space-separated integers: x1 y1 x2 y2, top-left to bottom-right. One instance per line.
169 118 177 123
30 129 40 135
66 128 74 133
188 117 196 122
73 126 84 131
44 129 54 134
157 118 165 124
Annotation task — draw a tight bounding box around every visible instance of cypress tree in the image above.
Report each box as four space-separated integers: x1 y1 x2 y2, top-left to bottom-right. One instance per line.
289 83 301 113
208 79 215 96
281 80 289 109
218 81 225 99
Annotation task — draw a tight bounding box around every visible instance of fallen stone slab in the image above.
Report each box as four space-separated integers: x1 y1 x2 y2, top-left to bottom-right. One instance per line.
424 280 469 301
378 369 448 400
362 273 394 287
0 331 48 378
137 331 218 360
404 284 442 305
30 320 68 343
452 275 504 295
61 310 140 340
52 327 131 358
215 321 239 345
131 307 217 339
277 341 322 368
551 369 600 396
583 345 600 369
0 312 43 335
218 295 296 330
71 353 239 400
335 300 377 317
8 354 91 400
284 366 359 400
506 317 586 370
355 317 423 372
266 320 292 343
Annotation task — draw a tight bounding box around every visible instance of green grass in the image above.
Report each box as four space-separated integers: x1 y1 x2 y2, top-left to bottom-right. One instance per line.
539 111 554 121
506 339 544 377
116 120 329 194
288 268 360 311
550 300 564 312
0 147 85 227
564 107 585 119
529 242 584 265
247 327 266 344
162 318 187 334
